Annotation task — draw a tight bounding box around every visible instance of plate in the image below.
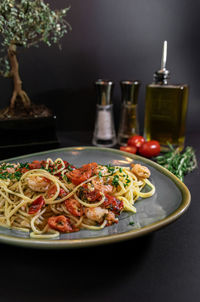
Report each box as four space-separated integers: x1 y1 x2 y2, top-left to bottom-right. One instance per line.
0 147 190 248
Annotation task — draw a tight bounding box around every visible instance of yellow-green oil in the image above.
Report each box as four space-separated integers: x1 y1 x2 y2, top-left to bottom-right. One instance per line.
144 84 189 151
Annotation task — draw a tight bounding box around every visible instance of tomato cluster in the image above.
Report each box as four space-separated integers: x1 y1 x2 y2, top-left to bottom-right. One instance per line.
120 135 160 158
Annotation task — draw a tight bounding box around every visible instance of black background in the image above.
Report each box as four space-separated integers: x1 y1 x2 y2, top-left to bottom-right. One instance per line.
0 0 200 133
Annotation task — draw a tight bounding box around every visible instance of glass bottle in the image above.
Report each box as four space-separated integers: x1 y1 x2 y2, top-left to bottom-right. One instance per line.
92 79 117 147
144 41 189 151
118 80 140 146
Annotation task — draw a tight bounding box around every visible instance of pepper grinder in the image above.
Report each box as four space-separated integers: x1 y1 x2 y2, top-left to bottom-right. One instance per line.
92 80 117 147
118 80 140 146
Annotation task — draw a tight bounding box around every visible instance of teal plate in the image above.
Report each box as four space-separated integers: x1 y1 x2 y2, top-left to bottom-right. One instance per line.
0 147 191 249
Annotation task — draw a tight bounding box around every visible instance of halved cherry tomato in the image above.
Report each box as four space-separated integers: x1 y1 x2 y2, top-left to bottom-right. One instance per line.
128 135 145 148
67 162 98 185
46 185 68 199
28 196 45 214
65 198 83 217
29 160 46 169
138 140 160 158
103 194 123 215
64 161 76 170
46 184 57 198
59 188 68 198
48 215 73 232
78 185 102 202
21 167 29 174
120 146 137 154
85 189 102 202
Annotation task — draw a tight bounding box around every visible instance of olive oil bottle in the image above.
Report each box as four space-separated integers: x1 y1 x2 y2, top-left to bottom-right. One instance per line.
144 41 189 151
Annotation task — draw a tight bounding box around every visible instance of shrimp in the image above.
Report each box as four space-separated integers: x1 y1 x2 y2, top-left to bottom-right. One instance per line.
131 164 151 179
26 175 51 192
84 207 108 223
6 167 16 173
94 165 108 176
4 164 18 174
92 178 113 193
106 211 118 225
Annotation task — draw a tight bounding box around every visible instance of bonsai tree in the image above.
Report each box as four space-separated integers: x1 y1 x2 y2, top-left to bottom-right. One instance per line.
0 0 70 117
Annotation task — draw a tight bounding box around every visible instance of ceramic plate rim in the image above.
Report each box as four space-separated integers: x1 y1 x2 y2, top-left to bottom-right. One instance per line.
0 146 191 249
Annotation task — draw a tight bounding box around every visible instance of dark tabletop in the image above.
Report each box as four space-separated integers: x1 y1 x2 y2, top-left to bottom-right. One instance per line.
0 130 199 302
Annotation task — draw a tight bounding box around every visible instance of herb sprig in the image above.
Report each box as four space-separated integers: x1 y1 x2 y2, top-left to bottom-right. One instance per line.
154 144 197 182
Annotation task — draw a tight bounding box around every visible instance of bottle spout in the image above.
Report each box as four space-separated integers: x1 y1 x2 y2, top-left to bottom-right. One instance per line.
154 40 170 84
161 40 167 70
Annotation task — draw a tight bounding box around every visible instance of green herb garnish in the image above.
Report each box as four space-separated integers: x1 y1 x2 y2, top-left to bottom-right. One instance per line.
68 165 73 171
154 144 197 182
106 164 115 174
63 174 71 183
112 175 119 187
98 171 102 178
129 221 135 226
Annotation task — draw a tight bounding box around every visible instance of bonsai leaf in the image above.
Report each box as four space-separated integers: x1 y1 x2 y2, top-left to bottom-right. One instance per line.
0 0 71 111
0 0 70 48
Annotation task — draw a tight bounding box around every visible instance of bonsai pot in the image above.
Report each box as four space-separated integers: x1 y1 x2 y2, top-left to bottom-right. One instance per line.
0 115 58 148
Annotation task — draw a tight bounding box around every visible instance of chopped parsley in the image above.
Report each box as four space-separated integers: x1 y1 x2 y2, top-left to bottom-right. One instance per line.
98 171 102 178
112 175 119 187
19 162 29 169
63 174 71 183
124 175 131 187
129 221 135 226
105 164 115 175
68 165 73 171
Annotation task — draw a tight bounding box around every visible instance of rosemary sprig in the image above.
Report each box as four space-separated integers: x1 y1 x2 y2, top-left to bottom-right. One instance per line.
154 144 197 182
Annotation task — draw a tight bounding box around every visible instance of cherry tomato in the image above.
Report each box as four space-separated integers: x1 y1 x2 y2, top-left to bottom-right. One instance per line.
46 186 68 199
103 194 123 215
21 167 29 174
120 146 137 154
64 161 76 170
84 189 102 202
46 184 57 198
77 184 102 202
29 160 46 169
67 162 98 185
28 196 45 214
127 135 145 148
138 140 160 158
65 198 83 217
48 215 73 232
59 188 68 198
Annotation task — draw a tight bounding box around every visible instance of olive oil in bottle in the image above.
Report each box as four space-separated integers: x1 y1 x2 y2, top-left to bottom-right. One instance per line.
144 41 189 151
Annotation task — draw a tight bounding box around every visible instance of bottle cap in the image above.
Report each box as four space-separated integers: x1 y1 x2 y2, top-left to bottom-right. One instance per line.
120 80 140 104
154 41 170 83
94 79 114 105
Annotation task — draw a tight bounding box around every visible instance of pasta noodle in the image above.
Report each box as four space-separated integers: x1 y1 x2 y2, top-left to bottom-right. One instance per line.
0 158 155 238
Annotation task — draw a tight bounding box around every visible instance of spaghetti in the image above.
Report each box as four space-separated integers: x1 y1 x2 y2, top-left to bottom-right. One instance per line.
0 158 155 238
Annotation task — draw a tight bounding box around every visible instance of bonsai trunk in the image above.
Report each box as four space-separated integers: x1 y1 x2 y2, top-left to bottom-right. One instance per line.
8 44 31 110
